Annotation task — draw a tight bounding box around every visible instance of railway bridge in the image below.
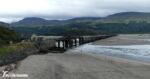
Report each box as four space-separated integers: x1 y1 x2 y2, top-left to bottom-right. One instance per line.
30 35 115 51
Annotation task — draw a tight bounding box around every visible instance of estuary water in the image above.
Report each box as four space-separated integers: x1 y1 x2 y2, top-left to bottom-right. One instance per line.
71 44 150 62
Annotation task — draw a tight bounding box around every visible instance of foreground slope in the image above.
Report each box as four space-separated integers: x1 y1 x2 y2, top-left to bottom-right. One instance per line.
4 53 150 79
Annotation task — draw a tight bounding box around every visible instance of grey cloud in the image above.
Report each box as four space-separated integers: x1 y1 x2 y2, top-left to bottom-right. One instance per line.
0 0 150 22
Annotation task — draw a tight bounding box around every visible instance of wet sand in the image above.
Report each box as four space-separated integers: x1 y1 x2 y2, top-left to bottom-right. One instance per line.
93 34 150 45
1 34 150 79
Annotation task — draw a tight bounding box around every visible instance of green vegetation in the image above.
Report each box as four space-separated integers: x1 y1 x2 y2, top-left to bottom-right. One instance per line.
0 24 22 57
0 26 20 46
103 12 150 23
93 22 150 34
0 42 34 57
11 12 150 36
12 21 150 36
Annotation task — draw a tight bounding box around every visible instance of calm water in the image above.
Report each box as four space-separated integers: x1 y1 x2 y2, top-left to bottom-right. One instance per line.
70 44 150 63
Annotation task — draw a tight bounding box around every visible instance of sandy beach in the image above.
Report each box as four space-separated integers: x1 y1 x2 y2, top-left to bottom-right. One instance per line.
0 53 149 79
93 34 150 45
1 34 150 79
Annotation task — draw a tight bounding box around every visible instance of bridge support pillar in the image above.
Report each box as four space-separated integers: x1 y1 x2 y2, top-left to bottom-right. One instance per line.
65 40 69 48
62 40 65 49
79 37 84 45
69 39 73 48
74 39 77 46
57 41 60 48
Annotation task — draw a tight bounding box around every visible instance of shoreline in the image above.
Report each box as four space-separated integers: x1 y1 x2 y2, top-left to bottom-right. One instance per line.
66 46 150 66
89 34 150 63
82 53 150 66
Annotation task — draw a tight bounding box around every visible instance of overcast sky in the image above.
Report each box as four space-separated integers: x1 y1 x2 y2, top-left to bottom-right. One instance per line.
0 0 150 23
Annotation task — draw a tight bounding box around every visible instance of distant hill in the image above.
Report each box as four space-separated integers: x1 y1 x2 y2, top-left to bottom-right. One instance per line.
11 17 62 27
11 17 102 27
100 12 150 23
10 12 150 36
11 12 150 27
0 22 10 27
68 17 101 22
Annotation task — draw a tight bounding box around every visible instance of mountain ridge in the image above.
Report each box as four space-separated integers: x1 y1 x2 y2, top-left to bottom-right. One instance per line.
101 12 150 23
11 12 150 27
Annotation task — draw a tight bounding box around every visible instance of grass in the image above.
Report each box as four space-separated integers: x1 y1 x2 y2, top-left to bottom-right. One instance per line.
0 42 35 57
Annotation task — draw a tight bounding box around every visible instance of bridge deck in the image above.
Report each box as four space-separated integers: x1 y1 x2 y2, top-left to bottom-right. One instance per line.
31 35 116 51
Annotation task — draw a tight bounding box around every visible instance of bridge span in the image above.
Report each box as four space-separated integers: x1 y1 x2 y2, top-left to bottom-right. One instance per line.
30 35 115 52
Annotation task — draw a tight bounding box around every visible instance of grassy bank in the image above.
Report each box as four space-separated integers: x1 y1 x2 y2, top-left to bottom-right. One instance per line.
0 42 35 57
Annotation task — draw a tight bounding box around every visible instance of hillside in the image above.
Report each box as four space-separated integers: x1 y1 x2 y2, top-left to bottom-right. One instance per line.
100 12 150 23
10 12 150 36
11 17 62 27
11 17 101 27
0 23 19 46
11 12 150 27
